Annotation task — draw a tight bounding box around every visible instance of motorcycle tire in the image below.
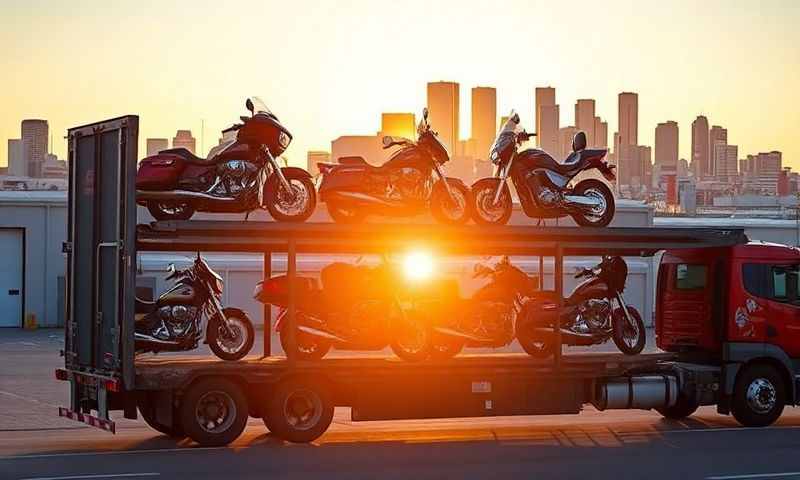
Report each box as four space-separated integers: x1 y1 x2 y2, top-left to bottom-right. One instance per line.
569 179 615 228
390 311 432 362
326 201 367 224
470 178 513 225
146 201 195 221
207 308 255 361
430 180 472 225
266 171 317 223
428 334 465 360
279 327 332 360
517 332 554 359
611 306 646 355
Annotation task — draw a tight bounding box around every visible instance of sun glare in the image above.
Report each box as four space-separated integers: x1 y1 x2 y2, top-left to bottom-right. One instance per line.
403 250 435 281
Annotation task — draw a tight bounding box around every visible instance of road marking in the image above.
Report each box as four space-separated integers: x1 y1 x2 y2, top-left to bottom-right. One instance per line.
1 447 227 460
21 474 160 480
707 472 800 479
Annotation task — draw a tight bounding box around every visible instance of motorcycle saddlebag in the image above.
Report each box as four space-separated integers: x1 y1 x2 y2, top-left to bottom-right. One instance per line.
318 165 370 199
136 154 186 191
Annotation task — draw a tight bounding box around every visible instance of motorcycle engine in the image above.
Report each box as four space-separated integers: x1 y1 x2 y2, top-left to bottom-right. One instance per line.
468 302 514 343
387 168 425 201
217 160 257 196
158 305 199 338
577 299 611 332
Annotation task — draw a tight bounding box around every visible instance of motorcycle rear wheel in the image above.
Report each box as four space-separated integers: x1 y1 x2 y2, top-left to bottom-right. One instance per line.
611 306 646 355
428 334 465 360
569 179 615 228
471 178 513 225
279 328 332 360
430 180 471 225
517 332 554 358
147 200 195 221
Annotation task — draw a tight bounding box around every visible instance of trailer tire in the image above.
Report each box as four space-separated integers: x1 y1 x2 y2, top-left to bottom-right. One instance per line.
656 394 699 420
264 378 334 443
179 378 249 447
732 363 786 428
139 402 185 438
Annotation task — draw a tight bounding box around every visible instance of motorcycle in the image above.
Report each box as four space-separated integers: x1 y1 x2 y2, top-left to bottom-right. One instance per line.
317 108 471 224
253 258 431 361
522 255 646 357
422 256 545 359
136 97 316 222
135 253 255 361
471 111 616 227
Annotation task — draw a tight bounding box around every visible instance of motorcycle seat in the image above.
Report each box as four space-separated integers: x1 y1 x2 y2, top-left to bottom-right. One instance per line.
160 147 217 166
336 156 384 172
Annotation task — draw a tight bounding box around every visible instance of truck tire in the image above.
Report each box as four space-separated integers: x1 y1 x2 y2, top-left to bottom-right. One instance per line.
264 378 334 443
731 363 786 428
139 402 185 438
179 378 249 447
656 393 699 420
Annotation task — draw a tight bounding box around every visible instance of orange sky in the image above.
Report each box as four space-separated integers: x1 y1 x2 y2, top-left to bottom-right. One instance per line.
1 0 798 168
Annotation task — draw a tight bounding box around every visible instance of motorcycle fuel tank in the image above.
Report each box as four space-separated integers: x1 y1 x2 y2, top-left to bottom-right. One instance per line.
566 277 609 307
159 284 199 305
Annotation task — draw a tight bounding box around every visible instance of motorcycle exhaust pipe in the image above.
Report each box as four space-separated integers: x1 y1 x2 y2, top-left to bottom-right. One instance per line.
433 326 492 343
134 332 181 346
593 375 678 410
296 325 348 343
136 189 238 203
325 190 401 208
529 327 597 346
563 194 603 211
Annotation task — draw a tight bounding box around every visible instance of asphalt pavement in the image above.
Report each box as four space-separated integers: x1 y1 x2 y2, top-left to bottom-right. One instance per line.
2 329 800 480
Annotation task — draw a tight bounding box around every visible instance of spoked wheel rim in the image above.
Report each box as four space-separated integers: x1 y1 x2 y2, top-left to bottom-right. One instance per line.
580 187 609 224
436 188 468 222
271 179 312 217
283 389 323 431
195 390 237 434
216 317 248 355
746 378 777 414
475 188 508 223
620 313 641 349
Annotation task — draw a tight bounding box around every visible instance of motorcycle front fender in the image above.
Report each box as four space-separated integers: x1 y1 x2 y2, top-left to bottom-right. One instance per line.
279 166 313 180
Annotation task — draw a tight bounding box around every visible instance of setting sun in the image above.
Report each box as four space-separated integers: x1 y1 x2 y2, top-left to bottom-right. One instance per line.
402 250 436 281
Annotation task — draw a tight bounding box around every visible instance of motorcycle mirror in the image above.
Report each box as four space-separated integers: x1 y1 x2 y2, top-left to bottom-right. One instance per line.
382 136 393 148
422 108 429 120
511 112 520 124
245 98 254 115
167 263 176 274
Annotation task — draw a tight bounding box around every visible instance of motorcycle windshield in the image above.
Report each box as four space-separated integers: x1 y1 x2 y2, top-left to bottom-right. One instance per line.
490 110 522 164
249 96 274 116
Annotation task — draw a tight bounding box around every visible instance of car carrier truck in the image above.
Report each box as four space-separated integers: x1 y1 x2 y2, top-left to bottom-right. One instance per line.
55 115 800 446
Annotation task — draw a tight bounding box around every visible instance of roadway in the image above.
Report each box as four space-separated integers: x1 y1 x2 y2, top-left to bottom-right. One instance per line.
3 330 800 480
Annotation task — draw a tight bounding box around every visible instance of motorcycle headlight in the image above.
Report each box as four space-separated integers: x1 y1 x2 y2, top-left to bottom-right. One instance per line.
278 132 291 149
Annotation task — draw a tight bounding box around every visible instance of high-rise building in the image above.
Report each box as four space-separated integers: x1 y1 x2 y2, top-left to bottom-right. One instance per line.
713 144 738 180
172 130 196 154
708 125 728 177
558 126 579 160
593 117 608 148
146 138 169 157
535 87 557 151
331 135 384 166
471 87 496 160
380 113 416 140
618 92 638 147
21 119 48 178
306 150 330 177
654 121 679 168
574 99 596 146
7 139 23 177
427 81 460 155
42 153 67 179
691 116 710 178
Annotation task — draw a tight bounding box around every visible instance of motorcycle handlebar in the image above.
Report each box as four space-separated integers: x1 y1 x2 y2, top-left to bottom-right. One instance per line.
518 131 537 142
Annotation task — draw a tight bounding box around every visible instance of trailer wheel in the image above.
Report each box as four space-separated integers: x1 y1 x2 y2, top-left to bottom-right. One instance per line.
264 378 334 443
139 402 185 438
656 393 699 420
731 363 786 428
179 378 249 447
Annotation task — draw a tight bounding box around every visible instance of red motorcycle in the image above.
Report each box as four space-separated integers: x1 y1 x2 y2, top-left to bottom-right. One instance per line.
136 97 316 222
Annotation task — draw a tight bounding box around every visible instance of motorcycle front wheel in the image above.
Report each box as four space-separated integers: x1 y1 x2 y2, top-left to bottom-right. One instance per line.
326 201 367 224
266 171 317 222
279 327 332 360
147 200 195 221
390 311 432 362
611 306 646 355
430 180 471 225
569 179 615 228
207 308 255 361
470 178 513 225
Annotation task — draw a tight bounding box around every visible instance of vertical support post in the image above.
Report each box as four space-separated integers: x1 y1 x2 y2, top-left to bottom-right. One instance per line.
554 245 563 369
286 240 297 363
261 252 272 358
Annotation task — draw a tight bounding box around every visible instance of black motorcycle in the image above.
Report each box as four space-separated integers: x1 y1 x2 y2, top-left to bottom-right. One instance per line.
522 255 646 357
317 108 471 224
421 256 545 358
136 97 316 222
253 259 431 361
135 253 255 361
471 111 616 227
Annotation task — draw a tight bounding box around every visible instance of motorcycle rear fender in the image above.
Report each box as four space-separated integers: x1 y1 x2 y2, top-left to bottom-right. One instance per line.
274 308 287 332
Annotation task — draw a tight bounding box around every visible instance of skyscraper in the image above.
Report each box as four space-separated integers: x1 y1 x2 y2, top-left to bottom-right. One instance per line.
708 125 728 177
21 119 48 178
146 138 169 157
380 113 415 140
427 81 460 155
471 87 496 160
713 144 738 180
535 87 557 150
173 130 196 153
7 139 23 176
654 121 679 167
617 92 638 147
593 117 608 148
574 99 596 146
558 126 578 160
691 116 710 178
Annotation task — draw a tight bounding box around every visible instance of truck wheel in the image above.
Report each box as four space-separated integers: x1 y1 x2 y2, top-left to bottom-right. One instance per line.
656 394 700 420
732 364 786 427
264 378 334 443
139 402 185 438
179 378 249 447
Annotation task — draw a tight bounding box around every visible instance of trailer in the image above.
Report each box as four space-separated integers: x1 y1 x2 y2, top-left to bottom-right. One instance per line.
56 115 799 447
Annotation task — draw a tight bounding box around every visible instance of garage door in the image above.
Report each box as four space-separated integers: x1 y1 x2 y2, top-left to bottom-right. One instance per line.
0 229 23 327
